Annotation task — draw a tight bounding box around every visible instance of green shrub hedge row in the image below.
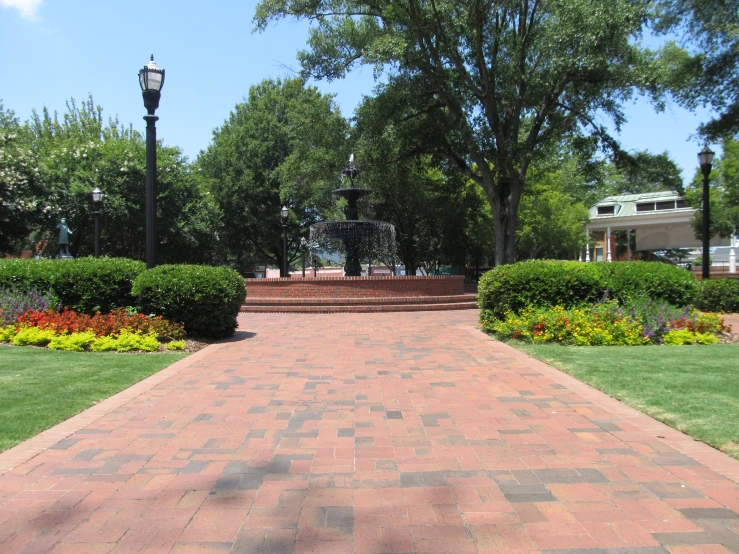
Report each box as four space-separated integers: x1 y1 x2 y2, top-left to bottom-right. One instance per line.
0 259 246 338
0 258 145 314
478 260 700 320
694 278 739 313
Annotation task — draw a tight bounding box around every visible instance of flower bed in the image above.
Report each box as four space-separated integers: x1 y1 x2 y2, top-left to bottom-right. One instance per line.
0 307 186 353
482 298 730 346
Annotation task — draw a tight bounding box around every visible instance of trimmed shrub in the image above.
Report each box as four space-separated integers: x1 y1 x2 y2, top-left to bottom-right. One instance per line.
478 260 698 321
695 278 739 313
600 262 698 307
132 265 246 338
478 261 605 321
0 258 145 314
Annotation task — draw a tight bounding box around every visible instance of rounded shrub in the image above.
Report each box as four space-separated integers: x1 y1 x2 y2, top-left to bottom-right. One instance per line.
601 262 698 306
132 265 246 338
478 260 605 321
694 278 739 313
0 258 145 314
478 260 699 321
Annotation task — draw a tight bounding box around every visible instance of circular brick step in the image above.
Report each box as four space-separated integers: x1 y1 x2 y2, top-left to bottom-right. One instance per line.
242 294 477 307
240 301 479 313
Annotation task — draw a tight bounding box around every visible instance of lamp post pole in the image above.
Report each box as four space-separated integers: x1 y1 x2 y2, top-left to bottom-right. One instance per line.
281 206 288 277
300 237 307 277
92 187 103 258
698 146 715 280
139 55 165 269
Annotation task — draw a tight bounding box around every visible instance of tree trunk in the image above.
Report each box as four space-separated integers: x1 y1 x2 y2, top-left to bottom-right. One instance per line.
485 173 523 266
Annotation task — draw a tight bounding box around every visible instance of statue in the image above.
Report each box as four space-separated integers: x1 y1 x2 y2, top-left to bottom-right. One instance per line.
57 218 74 259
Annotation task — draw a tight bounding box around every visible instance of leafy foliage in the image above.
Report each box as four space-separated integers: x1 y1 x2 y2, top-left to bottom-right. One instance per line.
0 103 46 253
0 258 145 314
255 0 660 264
684 138 739 242
485 301 725 345
695 279 739 313
15 308 184 340
478 260 698 321
656 0 739 138
4 97 223 263
132 265 246 338
0 287 59 326
198 78 348 275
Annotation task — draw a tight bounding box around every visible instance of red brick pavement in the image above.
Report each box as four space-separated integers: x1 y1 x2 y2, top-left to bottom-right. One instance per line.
0 310 738 554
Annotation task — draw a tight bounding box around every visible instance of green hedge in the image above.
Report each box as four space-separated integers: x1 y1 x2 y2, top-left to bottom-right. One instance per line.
600 262 698 307
132 265 246 338
0 258 145 314
695 279 739 313
478 260 699 320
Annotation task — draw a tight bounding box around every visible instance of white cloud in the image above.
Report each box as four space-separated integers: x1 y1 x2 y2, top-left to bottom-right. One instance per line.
0 0 43 20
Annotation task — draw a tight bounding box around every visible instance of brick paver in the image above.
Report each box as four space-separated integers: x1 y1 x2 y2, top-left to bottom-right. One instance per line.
0 310 738 553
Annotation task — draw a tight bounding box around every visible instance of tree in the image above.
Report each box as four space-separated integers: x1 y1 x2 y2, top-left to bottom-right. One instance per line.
685 138 739 240
353 85 493 274
198 78 349 276
656 0 739 139
0 103 46 253
255 0 658 265
23 97 221 263
516 163 590 260
606 150 684 195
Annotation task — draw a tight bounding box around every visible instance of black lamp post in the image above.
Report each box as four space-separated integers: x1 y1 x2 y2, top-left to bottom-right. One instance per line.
698 145 715 280
300 237 307 277
92 187 103 258
139 55 165 269
281 205 288 277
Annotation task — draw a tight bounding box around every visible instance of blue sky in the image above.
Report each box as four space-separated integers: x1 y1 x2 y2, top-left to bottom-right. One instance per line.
0 0 715 184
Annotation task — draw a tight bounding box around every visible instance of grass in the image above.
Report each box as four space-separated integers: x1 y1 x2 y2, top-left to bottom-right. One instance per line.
514 342 739 460
0 345 187 452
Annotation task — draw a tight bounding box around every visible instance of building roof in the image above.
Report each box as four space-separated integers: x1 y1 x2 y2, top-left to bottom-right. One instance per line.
589 190 693 220
594 191 682 205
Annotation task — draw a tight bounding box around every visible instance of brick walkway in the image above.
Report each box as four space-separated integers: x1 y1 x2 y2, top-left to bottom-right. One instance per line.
0 310 738 553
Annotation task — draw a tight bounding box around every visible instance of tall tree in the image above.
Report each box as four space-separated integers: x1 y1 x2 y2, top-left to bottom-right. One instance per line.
656 0 739 139
0 103 46 253
684 138 739 240
353 84 493 274
23 97 221 263
255 0 658 265
198 78 349 275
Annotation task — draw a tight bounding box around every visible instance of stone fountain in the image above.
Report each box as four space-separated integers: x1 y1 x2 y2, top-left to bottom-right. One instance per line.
308 155 396 276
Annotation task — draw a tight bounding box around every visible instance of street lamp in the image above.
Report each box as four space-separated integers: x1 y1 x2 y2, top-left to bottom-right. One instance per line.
139 55 165 269
281 205 288 277
698 145 715 280
300 237 307 277
92 187 103 258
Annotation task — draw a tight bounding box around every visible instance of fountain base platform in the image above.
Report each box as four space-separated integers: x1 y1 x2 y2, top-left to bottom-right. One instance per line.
241 275 477 313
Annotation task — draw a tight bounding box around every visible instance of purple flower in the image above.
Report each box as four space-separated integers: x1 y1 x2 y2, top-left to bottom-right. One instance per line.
0 287 61 326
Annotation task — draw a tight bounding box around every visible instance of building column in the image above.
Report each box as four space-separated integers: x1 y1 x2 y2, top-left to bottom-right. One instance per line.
585 227 590 262
626 229 632 261
606 226 612 262
730 233 737 273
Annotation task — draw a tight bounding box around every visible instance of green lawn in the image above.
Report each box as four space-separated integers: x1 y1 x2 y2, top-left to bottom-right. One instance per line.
0 346 187 452
514 343 739 459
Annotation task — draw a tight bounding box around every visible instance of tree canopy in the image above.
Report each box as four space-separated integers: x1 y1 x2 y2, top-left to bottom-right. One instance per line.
255 0 660 264
197 78 349 275
656 0 739 139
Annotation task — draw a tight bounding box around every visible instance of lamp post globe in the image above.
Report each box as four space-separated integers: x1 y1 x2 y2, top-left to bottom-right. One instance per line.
281 206 288 277
92 187 103 258
139 55 165 269
698 145 715 280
